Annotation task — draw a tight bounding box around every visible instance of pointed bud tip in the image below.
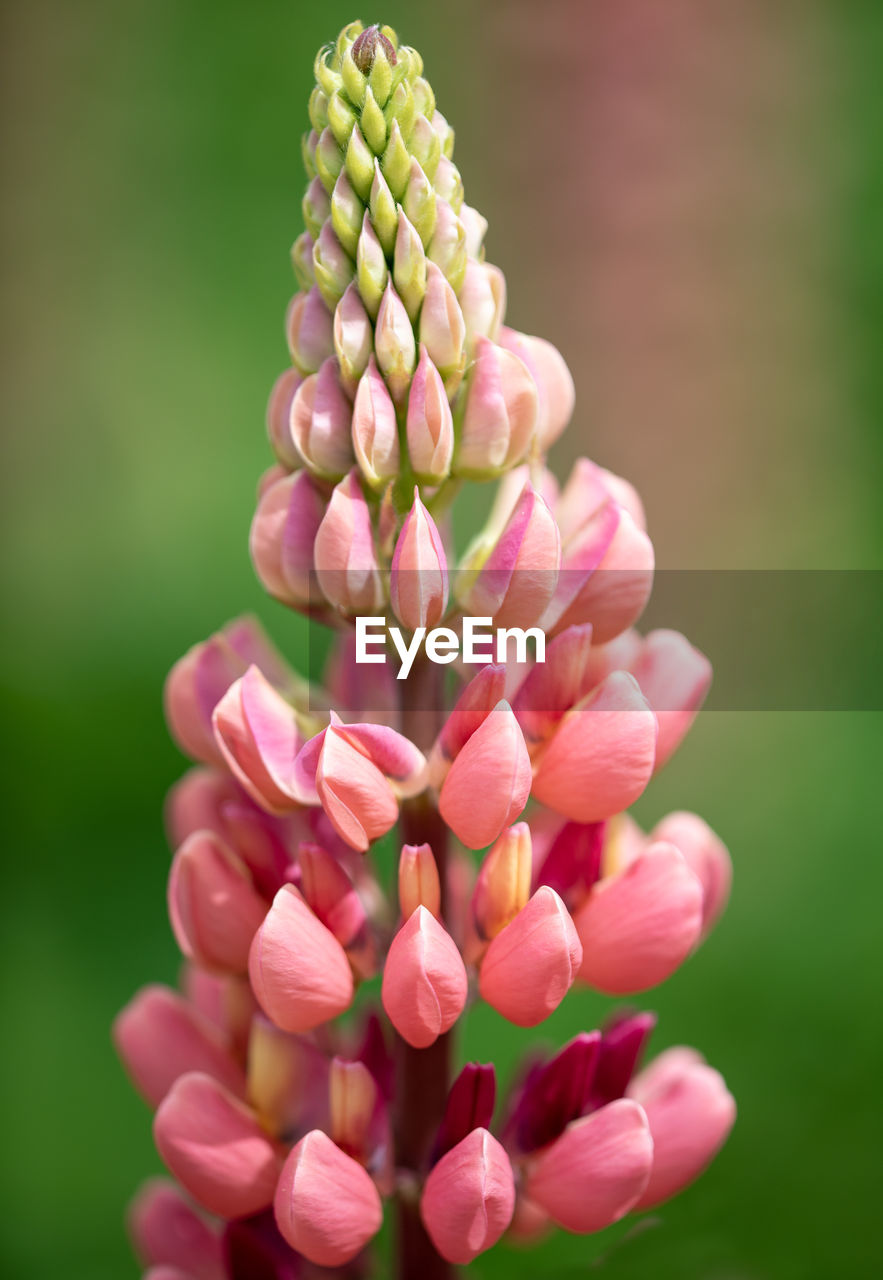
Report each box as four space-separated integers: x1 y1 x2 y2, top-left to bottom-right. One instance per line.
352 24 397 72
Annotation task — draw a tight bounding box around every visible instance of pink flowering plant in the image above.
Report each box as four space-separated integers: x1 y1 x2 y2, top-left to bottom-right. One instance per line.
115 21 735 1279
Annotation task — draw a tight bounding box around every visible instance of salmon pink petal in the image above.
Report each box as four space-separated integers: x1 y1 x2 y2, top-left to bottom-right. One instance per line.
167 831 268 973
316 727 400 851
651 811 732 938
382 906 468 1048
420 1129 515 1264
479 886 582 1026
274 1130 382 1267
212 669 302 814
629 630 712 769
439 701 531 849
390 489 449 630
128 1179 224 1280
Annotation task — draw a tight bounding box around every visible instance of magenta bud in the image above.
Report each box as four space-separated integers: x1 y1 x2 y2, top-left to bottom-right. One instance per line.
534 818 605 911
153 1073 281 1220
114 985 246 1109
508 1032 602 1153
420 1129 515 1264
479 886 582 1026
434 1063 497 1160
382 905 468 1048
290 356 354 480
249 469 325 610
265 368 304 470
286 286 334 374
406 344 454 481
167 831 267 973
588 1011 657 1111
456 337 537 478
128 1179 224 1280
313 470 385 614
274 1130 383 1266
351 355 400 489
390 489 449 630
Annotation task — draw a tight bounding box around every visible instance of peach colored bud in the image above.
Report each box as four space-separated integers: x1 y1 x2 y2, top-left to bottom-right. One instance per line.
428 664 507 785
406 344 454 482
329 1057 378 1157
249 469 325 610
459 259 506 348
462 483 560 629
265 368 303 470
419 261 466 385
574 842 704 994
248 885 354 1033
212 666 303 814
650 812 732 938
381 905 467 1048
439 700 531 849
290 357 354 480
274 1129 383 1267
114 985 246 1108
420 1129 515 1264
525 1099 653 1233
628 630 713 771
314 470 385 614
628 1050 736 1209
333 283 373 394
128 1179 224 1280
286 286 334 373
351 355 400 489
479 886 581 1026
498 326 575 452
532 672 657 823
390 489 449 630
398 842 441 919
153 1073 281 1220
457 337 537 478
167 831 267 973
472 822 532 940
298 842 368 952
316 725 400 851
374 281 416 402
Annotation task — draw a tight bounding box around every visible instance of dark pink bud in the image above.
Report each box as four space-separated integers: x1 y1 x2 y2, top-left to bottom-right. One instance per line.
434 1063 497 1161
508 1032 601 1154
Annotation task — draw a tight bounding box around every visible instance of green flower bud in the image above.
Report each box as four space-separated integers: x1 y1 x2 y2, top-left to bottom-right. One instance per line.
303 176 331 241
375 282 416 403
308 86 329 135
412 76 436 120
291 232 315 290
314 45 342 98
410 115 441 182
315 126 344 194
356 211 388 320
313 223 354 308
370 160 398 257
381 120 411 202
384 81 416 143
345 125 375 202
368 46 395 107
331 170 363 259
393 211 427 323
336 20 364 65
360 86 387 155
327 91 358 149
302 130 318 180
403 158 437 249
340 46 367 109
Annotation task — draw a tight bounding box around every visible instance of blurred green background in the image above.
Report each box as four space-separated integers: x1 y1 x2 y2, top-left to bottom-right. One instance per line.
2 1 882 1277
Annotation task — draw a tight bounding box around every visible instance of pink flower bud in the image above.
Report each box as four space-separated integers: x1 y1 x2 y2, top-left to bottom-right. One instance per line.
532 672 658 823
552 504 655 644
427 199 467 293
512 622 594 748
248 885 354 1033
313 470 385 614
212 666 304 814
290 357 354 480
114 985 246 1108
472 822 532 940
628 630 713 770
382 905 467 1048
329 1057 378 1158
428 664 507 785
333 283 373 394
573 842 704 994
351 355 400 489
524 1099 653 1233
459 203 488 257
274 1131 382 1266
462 483 560 629
164 636 247 766
265 368 303 470
459 259 506 348
419 262 466 385
627 1050 736 1209
406 344 454 481
164 767 238 849
650 812 732 938
249 469 325 610
312 220 355 307
167 831 268 974
479 886 582 1026
128 1179 224 1280
153 1073 281 1220
457 337 537 478
286 286 334 373
298 842 369 952
420 1129 515 1264
374 282 416 402
498 326 575 452
390 489 448 630
439 700 531 849
393 208 428 320
398 842 441 919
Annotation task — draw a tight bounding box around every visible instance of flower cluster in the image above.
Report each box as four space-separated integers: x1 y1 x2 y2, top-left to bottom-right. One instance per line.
116 21 735 1278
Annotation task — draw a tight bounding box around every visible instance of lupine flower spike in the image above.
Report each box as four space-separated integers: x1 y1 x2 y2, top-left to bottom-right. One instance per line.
117 20 735 1278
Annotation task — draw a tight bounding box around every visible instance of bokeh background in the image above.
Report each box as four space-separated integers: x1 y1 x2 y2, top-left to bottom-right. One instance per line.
2 1 882 1276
